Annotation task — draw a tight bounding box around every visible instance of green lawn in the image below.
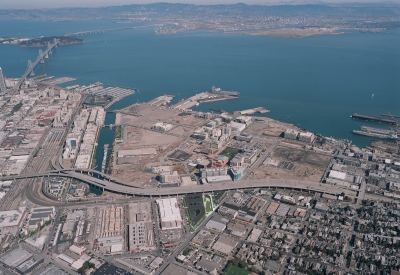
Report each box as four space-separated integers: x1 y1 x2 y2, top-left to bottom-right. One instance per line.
225 265 250 275
220 147 241 160
203 194 214 214
114 125 122 139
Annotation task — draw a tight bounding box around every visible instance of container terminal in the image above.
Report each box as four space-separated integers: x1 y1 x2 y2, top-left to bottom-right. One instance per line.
350 113 398 126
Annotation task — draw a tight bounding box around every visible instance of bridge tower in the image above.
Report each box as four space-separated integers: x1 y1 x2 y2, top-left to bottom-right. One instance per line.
38 49 45 64
0 67 6 92
27 60 35 76
53 38 58 48
47 42 52 55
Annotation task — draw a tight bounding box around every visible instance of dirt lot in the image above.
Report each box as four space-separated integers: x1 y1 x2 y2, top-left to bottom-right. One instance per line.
241 118 289 138
118 103 206 135
248 161 324 182
273 146 331 169
112 123 184 185
119 127 181 149
247 145 331 182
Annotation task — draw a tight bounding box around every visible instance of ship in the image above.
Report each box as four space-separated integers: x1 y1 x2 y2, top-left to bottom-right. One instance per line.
210 86 240 97
353 126 400 140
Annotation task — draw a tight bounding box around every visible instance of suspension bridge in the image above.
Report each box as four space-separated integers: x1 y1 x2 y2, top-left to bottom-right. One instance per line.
14 38 60 90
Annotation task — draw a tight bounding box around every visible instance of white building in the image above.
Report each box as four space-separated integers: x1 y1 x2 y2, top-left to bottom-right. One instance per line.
299 132 315 143
200 167 228 178
0 207 27 234
156 198 182 230
284 129 298 140
234 116 252 125
151 122 173 132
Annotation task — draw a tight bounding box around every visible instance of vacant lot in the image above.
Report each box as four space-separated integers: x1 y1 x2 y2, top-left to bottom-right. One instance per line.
225 265 250 275
273 146 331 168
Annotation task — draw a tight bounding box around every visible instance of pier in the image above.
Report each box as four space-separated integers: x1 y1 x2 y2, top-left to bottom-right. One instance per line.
382 113 400 119
238 107 270 115
351 113 398 126
102 124 114 130
171 88 239 110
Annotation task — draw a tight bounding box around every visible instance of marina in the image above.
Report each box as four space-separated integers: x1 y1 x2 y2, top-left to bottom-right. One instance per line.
92 86 136 98
92 86 136 109
350 113 398 126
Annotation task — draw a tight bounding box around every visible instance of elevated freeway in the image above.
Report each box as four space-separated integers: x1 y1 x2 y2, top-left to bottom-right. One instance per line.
1 169 356 197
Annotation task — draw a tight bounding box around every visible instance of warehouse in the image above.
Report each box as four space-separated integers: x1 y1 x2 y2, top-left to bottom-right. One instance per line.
156 198 182 230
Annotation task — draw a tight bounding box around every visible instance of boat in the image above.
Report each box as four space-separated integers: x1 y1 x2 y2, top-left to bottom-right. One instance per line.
352 126 400 140
101 144 109 173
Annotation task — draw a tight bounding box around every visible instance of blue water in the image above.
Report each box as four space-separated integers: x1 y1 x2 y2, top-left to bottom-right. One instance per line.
93 112 116 173
1 20 400 148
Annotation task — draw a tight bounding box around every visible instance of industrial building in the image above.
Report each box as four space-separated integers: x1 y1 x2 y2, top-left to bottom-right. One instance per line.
156 198 182 230
218 206 238 219
205 215 229 232
160 263 197 275
212 234 238 255
0 207 26 234
128 202 156 252
0 248 32 269
26 207 55 232
97 205 125 254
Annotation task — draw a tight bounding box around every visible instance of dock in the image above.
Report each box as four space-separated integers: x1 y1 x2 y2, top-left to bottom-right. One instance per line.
171 90 239 110
351 113 398 126
40 77 77 86
148 95 175 106
238 107 270 115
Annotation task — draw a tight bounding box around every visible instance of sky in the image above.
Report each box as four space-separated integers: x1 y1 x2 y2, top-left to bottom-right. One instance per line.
1 0 399 9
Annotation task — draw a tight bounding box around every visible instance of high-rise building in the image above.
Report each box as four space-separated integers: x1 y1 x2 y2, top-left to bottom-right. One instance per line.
0 67 7 92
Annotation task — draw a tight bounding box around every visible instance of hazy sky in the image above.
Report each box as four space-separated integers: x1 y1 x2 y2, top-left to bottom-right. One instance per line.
1 0 399 9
